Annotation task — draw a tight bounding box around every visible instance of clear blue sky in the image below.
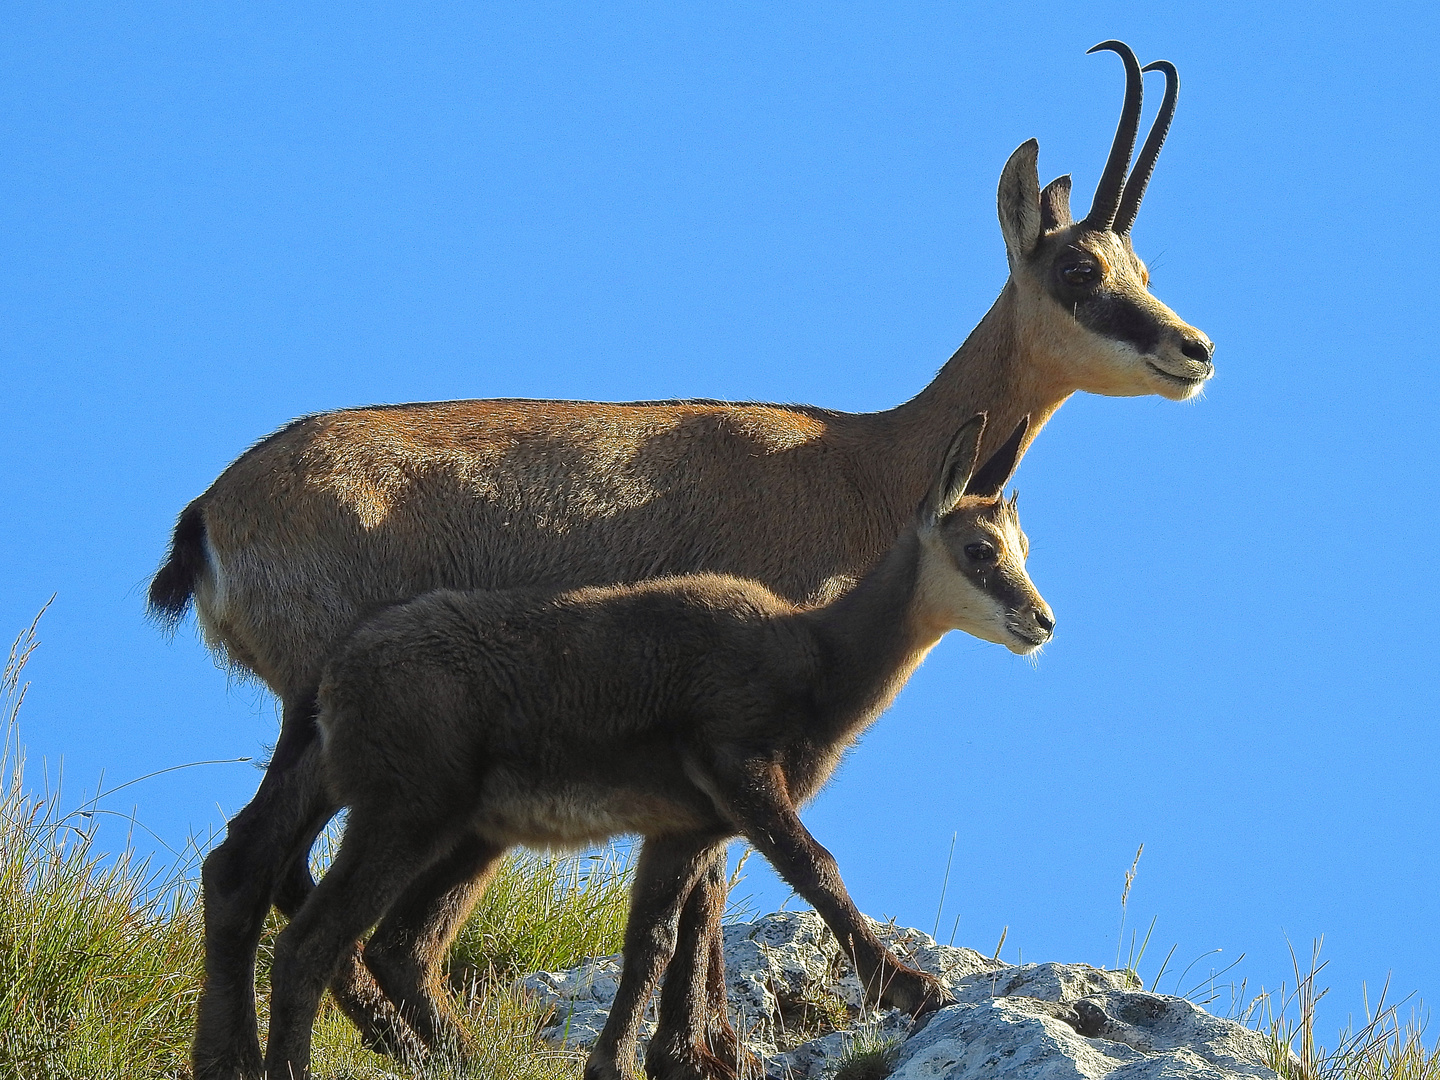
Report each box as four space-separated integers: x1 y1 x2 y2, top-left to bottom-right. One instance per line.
2 0 1436 1044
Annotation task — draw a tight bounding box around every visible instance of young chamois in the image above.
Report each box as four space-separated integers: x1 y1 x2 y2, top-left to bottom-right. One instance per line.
153 42 1209 1080
261 414 1050 1080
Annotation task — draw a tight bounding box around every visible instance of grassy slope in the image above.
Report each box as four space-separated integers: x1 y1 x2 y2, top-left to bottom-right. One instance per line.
0 616 1434 1080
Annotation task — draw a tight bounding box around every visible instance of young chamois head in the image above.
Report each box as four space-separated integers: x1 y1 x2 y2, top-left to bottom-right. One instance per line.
916 413 1052 654
999 41 1213 401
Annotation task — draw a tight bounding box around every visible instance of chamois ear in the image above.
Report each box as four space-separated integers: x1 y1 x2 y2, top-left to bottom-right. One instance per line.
963 416 1030 499
997 140 1043 262
925 413 987 522
1039 175 1073 231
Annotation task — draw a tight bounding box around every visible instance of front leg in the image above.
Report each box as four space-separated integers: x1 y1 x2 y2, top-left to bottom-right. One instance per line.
586 833 729 1080
711 760 953 1018
647 850 764 1079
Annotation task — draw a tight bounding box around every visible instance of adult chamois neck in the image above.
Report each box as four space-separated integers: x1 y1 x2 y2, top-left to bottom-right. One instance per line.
859 283 1069 528
803 529 942 740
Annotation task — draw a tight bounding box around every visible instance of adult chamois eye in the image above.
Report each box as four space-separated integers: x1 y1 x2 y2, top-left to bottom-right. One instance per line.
964 541 996 562
1060 263 1097 287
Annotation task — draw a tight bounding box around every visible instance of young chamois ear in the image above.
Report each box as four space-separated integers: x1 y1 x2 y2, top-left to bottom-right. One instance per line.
922 414 1031 523
922 413 987 524
961 414 1029 500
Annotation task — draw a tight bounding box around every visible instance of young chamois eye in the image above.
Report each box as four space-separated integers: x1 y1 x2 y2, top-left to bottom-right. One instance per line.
1060 262 1098 287
964 541 997 562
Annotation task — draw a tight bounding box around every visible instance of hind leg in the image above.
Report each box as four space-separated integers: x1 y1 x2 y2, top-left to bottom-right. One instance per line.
265 810 456 1080
193 700 334 1080
273 843 423 1060
361 832 509 1055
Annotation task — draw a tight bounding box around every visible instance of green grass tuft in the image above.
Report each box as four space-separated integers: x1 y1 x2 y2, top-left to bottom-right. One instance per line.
448 848 632 984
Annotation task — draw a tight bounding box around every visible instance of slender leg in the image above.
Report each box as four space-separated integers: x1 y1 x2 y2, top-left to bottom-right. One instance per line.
716 762 953 1018
265 812 452 1080
362 833 508 1055
646 851 763 1080
585 834 729 1080
193 700 330 1080
273 854 422 1061
703 911 743 1066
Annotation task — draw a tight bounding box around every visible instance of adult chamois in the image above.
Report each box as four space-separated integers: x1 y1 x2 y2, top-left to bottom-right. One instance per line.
261 414 1050 1080
151 41 1210 1080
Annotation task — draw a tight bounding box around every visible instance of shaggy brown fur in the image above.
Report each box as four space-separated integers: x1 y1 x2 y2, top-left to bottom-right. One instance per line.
159 51 1210 1080
261 415 1052 1080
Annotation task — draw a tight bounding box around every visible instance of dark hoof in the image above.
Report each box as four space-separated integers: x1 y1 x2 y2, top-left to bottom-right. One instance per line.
583 1052 631 1080
913 986 957 1019
705 1022 765 1079
646 1041 760 1080
332 951 428 1062
192 1043 264 1080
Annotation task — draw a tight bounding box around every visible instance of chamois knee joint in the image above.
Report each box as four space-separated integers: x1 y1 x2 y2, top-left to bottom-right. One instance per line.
639 920 679 958
200 842 247 902
362 934 421 987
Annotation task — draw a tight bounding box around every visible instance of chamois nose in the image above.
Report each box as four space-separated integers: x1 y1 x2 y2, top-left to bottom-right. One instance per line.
1034 608 1055 637
1180 333 1214 366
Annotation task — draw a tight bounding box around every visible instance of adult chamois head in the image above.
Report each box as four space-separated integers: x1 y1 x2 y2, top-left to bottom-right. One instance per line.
996 41 1212 401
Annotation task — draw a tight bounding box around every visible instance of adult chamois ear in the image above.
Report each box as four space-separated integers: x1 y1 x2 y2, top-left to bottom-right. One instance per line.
924 413 987 522
1039 174 1073 231
997 140 1042 263
963 416 1030 499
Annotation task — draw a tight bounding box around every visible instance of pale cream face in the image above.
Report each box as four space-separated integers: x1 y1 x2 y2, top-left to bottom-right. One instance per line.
915 497 1053 655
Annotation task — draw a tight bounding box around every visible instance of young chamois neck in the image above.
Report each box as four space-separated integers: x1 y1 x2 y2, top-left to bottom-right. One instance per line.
863 283 1067 527
803 526 945 741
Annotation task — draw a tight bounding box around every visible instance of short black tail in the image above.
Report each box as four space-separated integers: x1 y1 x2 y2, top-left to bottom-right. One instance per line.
149 500 208 628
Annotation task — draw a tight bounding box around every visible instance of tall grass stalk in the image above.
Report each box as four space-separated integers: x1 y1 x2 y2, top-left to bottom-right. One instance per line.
0 608 207 1076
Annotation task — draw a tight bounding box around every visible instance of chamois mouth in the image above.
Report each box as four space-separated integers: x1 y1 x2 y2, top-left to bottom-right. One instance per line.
1145 360 1211 390
1006 625 1050 653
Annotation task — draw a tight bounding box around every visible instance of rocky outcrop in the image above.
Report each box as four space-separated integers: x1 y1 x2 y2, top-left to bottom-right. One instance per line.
517 910 1282 1079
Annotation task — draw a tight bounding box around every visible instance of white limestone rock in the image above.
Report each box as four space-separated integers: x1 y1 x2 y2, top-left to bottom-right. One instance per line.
515 911 1281 1080
889 989 1279 1080
518 955 632 1048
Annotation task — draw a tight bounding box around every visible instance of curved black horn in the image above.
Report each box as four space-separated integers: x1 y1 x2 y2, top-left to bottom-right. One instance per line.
1083 40 1144 232
1114 60 1179 235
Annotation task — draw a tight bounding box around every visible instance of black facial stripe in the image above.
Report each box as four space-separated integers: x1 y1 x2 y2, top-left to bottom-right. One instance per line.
1070 292 1161 354
988 574 1034 618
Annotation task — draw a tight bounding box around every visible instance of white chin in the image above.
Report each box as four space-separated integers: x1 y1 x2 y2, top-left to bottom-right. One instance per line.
1146 364 1207 400
1159 379 1204 402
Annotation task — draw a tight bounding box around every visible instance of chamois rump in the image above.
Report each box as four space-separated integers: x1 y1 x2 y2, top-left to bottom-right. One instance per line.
151 41 1210 1080
261 414 1051 1080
